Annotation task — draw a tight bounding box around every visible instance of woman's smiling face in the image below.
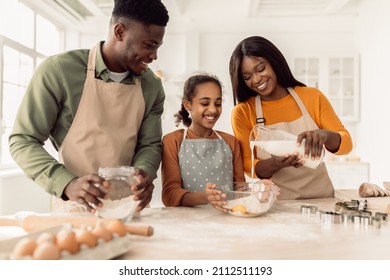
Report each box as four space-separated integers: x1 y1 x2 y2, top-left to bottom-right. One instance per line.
240 55 278 100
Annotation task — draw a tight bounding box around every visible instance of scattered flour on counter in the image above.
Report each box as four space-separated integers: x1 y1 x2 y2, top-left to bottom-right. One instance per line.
96 195 139 219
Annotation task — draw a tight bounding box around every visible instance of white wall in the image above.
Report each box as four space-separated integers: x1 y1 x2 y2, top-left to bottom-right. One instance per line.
355 0 390 184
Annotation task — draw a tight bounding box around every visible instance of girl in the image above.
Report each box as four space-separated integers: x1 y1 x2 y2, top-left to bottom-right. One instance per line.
161 73 246 211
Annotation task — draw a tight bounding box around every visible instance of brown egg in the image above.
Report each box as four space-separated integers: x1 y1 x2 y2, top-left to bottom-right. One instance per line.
56 228 80 254
75 227 97 248
106 219 127 237
32 241 61 260
91 221 112 242
11 237 37 259
36 232 56 245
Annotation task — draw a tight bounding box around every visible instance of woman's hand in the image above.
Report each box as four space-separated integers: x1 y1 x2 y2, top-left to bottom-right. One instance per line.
271 153 304 169
297 129 341 159
205 182 229 212
297 130 327 160
63 174 109 213
255 154 304 179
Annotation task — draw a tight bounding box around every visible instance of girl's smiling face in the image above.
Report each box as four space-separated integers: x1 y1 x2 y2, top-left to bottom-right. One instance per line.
184 81 222 136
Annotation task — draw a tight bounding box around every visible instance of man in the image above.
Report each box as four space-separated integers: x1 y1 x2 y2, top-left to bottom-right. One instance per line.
9 0 169 213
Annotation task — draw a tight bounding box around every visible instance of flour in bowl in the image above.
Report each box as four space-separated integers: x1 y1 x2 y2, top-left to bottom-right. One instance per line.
226 194 270 215
96 195 139 220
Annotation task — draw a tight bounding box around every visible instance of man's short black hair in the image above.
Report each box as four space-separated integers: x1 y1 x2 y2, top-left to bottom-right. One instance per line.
112 0 169 26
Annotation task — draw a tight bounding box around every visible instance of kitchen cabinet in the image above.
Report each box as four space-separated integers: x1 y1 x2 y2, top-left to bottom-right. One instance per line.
327 56 359 122
325 161 370 189
293 57 320 88
292 55 360 122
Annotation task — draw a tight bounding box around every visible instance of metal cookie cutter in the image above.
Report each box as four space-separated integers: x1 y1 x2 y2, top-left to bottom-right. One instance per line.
341 210 372 227
334 200 368 212
351 214 371 228
369 212 388 229
372 215 382 229
374 212 388 222
320 211 343 224
359 210 372 217
300 205 318 215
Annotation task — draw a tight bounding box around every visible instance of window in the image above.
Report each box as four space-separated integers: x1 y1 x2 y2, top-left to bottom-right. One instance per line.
0 0 34 48
36 15 61 56
1 46 34 164
0 0 62 167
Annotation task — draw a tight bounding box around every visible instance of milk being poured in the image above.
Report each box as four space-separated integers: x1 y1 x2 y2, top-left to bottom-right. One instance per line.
250 139 324 169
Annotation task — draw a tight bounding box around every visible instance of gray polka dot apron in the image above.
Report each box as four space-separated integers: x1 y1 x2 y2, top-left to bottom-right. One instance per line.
178 129 233 192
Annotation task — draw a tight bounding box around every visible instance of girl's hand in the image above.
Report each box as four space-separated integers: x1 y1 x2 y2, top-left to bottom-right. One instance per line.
205 182 228 212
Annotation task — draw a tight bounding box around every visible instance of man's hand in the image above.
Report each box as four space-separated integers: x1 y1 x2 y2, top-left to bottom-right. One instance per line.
63 174 109 213
131 168 154 212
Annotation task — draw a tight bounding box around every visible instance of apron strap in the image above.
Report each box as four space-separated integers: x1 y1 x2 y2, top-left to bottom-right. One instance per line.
182 128 188 140
255 87 310 124
183 129 222 140
86 45 97 79
255 95 265 125
287 87 310 115
213 131 223 139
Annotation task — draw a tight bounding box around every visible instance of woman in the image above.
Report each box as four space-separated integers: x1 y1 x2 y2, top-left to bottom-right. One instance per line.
229 36 353 199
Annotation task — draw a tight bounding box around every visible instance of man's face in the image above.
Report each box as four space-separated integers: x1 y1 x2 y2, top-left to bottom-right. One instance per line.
116 21 165 75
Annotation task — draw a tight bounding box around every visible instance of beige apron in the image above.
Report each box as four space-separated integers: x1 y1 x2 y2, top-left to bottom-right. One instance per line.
255 87 334 199
54 44 145 212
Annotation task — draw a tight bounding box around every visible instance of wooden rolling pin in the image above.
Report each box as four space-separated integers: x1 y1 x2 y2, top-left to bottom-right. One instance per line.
0 215 153 236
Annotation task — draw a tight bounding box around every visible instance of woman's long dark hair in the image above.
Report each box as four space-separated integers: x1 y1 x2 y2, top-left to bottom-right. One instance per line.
229 36 305 105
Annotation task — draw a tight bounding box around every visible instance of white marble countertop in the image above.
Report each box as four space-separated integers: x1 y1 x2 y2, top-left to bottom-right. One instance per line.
1 190 389 260
121 190 390 260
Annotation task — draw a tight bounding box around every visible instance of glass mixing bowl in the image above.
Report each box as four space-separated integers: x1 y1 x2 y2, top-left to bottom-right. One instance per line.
95 166 140 220
218 181 279 217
